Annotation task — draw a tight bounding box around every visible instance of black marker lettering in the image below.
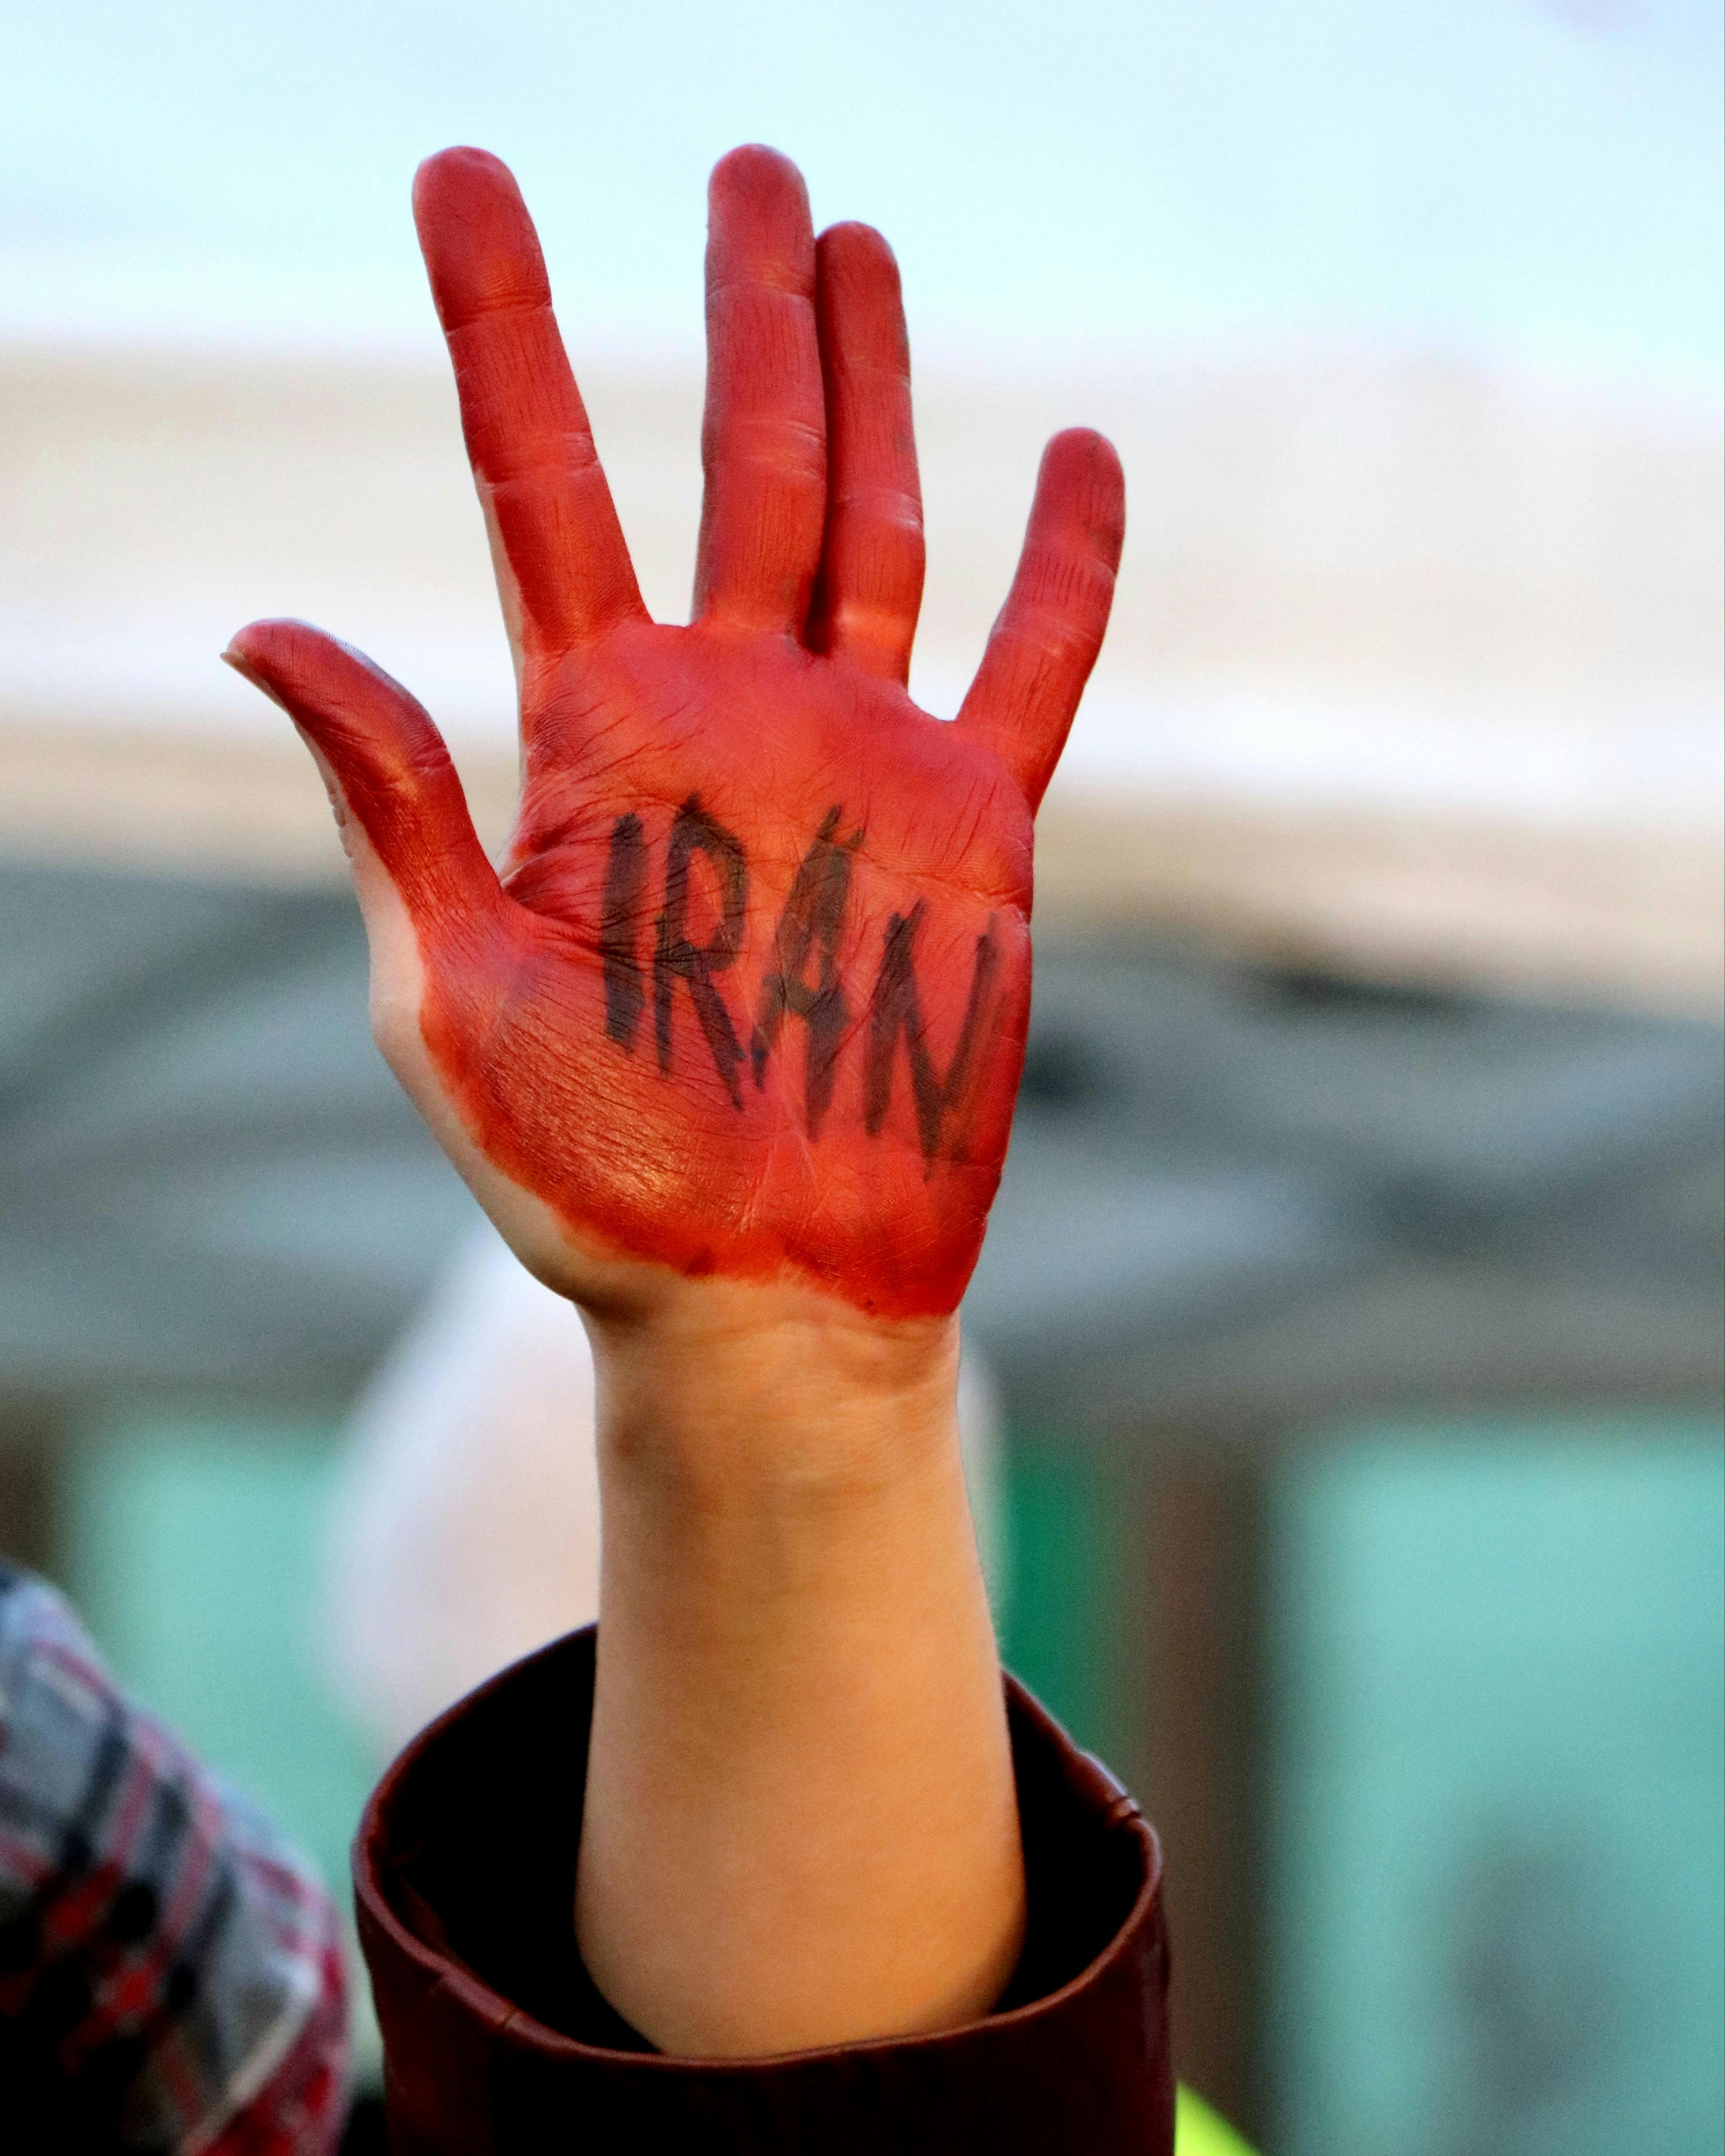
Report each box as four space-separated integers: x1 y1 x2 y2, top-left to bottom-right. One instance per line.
865 902 1003 1163
751 806 857 1139
599 812 648 1050
654 795 749 1107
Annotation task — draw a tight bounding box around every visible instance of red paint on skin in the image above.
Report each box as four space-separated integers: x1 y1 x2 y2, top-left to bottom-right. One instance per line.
226 144 1124 1321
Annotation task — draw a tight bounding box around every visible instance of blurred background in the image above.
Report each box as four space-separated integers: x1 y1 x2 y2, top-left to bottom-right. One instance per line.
2 2 1721 2148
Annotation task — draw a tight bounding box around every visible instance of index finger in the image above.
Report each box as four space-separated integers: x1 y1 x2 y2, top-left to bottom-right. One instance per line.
414 148 646 671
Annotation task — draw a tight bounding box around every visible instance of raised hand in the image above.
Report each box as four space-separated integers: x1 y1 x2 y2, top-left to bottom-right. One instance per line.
228 145 1122 1323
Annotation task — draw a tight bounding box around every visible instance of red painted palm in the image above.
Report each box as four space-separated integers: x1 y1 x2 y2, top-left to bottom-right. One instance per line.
228 146 1123 1320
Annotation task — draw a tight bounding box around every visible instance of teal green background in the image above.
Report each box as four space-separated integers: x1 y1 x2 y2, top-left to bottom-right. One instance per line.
60 1416 377 1905
999 1437 1120 1757
1268 1423 1725 2156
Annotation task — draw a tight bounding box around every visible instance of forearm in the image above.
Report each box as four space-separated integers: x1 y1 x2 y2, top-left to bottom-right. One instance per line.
575 1282 1025 2057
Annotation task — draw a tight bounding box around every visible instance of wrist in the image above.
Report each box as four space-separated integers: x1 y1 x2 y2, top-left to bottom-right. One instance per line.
582 1277 962 1506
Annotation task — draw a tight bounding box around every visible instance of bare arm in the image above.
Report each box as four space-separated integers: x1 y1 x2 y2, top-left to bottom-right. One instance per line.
580 1286 1014 2052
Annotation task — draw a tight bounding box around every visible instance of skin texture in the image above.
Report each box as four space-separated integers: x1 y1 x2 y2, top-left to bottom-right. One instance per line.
227 144 1124 2058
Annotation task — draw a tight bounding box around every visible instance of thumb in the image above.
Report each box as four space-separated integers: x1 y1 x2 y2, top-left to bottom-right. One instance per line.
224 619 501 931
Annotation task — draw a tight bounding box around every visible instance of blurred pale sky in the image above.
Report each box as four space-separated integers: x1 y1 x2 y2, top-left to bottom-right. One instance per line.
3 0 1720 404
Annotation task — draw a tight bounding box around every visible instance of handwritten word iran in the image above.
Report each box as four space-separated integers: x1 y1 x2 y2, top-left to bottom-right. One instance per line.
596 798 1002 1164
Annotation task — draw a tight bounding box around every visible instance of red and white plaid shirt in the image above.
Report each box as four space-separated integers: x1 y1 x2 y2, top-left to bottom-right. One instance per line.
0 1564 349 2153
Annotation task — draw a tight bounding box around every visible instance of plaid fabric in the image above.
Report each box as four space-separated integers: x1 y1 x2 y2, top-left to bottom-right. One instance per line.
0 1564 349 2154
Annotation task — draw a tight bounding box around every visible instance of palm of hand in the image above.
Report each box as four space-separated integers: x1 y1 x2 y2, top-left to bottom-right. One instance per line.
230 146 1122 1320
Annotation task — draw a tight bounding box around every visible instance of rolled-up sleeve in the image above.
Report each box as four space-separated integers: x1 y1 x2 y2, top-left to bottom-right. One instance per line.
355 1626 1174 2155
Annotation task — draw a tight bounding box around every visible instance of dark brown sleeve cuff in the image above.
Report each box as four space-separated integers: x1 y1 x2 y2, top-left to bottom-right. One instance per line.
354 1625 1174 2156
